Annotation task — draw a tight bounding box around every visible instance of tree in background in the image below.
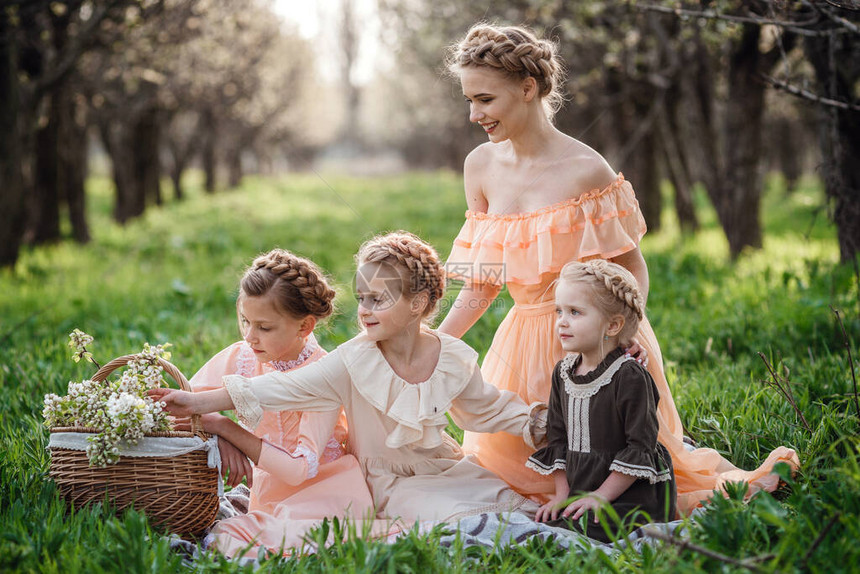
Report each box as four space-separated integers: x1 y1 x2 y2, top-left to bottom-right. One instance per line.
1 0 325 268
0 0 139 267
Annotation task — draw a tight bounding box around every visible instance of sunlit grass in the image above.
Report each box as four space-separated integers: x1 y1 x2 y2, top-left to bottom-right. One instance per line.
1 170 857 572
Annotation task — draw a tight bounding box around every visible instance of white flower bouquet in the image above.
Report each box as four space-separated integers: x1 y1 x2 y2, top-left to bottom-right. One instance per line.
43 330 173 466
44 330 220 535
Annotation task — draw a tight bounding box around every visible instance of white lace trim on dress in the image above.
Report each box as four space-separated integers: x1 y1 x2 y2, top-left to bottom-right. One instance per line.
525 457 567 476
560 353 633 399
609 459 673 484
292 444 319 479
320 437 344 463
223 374 263 430
269 335 319 372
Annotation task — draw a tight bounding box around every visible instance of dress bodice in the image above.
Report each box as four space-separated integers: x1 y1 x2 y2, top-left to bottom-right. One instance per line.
447 173 646 306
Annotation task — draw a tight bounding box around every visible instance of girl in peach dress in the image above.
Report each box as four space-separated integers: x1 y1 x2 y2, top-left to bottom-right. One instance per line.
185 249 374 556
439 23 799 515
152 232 545 525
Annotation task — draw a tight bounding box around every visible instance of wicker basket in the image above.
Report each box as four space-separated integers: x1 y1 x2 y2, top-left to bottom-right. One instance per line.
49 355 220 536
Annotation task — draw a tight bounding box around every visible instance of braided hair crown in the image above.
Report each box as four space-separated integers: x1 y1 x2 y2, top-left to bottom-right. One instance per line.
448 23 566 120
559 259 645 343
356 231 446 321
241 248 336 319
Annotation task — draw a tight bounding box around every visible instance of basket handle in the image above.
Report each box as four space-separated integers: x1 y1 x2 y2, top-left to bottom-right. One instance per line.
91 354 204 436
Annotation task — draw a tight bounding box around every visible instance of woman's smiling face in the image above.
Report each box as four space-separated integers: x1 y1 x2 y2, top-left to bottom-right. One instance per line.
460 66 530 143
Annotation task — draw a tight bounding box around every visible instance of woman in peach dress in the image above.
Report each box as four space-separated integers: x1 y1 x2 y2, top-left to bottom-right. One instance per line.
189 249 374 556
439 23 799 515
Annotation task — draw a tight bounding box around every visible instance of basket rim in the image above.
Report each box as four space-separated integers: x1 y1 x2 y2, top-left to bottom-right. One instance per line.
49 426 208 439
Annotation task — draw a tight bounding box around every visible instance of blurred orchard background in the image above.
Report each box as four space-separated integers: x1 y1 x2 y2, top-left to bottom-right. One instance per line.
1 0 858 268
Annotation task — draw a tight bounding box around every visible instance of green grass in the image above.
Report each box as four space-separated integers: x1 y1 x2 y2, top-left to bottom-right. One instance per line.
1 170 858 572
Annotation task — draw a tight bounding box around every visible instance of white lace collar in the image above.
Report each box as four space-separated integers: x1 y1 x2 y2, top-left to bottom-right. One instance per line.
269 336 319 372
560 350 632 399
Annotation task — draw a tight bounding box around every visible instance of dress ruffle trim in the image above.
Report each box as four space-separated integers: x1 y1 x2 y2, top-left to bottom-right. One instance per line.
610 443 673 485
446 174 646 286
338 330 478 450
526 442 567 475
560 351 633 399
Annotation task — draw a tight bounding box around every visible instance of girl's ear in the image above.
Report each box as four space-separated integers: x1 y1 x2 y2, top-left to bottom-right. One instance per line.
606 315 625 337
299 315 317 338
410 292 429 316
522 76 538 102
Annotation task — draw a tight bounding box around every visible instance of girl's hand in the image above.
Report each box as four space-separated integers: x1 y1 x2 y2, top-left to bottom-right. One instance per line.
172 414 254 488
562 493 605 523
147 388 197 418
624 339 649 367
535 493 569 523
216 437 254 488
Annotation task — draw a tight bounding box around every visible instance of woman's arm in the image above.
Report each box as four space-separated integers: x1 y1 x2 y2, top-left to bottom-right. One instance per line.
437 282 502 339
610 246 649 304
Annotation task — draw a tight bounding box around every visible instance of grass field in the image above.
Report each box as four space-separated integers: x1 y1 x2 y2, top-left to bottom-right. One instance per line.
1 171 858 572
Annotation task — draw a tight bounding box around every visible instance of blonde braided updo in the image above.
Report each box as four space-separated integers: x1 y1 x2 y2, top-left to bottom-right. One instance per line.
448 23 566 120
356 231 446 322
559 259 644 344
240 248 336 319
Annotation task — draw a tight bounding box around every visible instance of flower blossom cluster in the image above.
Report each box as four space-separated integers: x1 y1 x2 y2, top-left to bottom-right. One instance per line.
44 332 173 467
68 328 96 365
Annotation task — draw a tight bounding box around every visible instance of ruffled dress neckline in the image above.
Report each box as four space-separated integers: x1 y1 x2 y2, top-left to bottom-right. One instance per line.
447 173 647 287
467 173 630 221
338 330 479 450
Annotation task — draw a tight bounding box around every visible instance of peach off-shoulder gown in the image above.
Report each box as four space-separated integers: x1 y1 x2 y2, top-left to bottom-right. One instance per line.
446 174 799 514
190 337 375 556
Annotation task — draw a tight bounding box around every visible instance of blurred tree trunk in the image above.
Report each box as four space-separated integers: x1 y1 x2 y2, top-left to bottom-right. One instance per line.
608 67 662 232
691 20 790 258
136 107 162 206
657 98 698 233
201 107 217 193
164 112 201 201
31 91 62 244
805 31 860 263
718 23 766 255
0 7 26 267
61 94 90 243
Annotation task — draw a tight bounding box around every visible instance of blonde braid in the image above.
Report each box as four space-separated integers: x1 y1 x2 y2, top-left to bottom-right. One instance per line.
244 249 336 318
581 259 644 320
356 231 446 318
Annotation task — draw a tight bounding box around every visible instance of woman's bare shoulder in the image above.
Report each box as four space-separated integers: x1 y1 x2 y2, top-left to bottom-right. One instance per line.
463 143 496 212
555 137 617 197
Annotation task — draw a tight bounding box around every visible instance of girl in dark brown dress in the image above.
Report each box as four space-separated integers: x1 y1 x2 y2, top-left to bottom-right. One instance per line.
528 259 676 541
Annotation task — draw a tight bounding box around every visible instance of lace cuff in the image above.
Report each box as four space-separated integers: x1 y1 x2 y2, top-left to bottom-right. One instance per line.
292 444 319 479
609 459 672 484
320 437 345 464
223 374 262 430
523 401 548 450
525 457 566 476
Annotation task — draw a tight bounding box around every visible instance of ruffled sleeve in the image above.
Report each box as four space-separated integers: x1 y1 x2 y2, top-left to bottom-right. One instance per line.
526 363 568 475
607 362 672 484
222 350 350 429
446 174 646 286
447 351 545 446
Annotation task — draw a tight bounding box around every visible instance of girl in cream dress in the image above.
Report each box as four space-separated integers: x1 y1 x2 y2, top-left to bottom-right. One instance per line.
153 232 545 525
